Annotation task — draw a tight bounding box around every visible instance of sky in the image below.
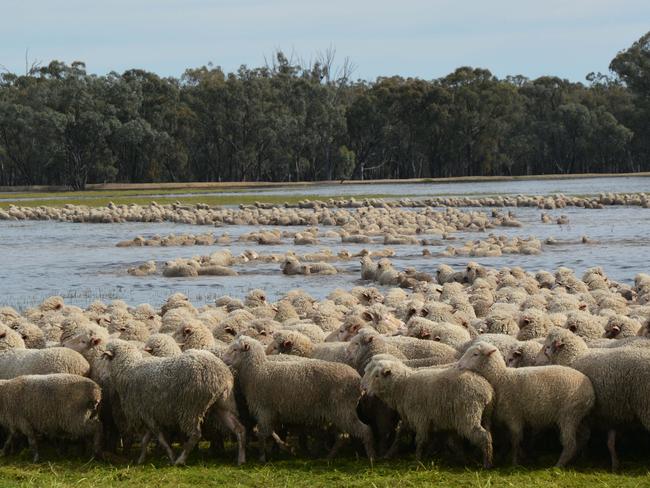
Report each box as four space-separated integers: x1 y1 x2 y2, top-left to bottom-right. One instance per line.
1 0 649 82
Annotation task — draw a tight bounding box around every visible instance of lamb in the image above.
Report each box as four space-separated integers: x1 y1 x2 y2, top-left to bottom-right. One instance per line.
478 310 519 336
375 259 401 286
143 334 182 357
459 342 595 467
362 357 494 465
266 330 349 364
0 373 102 462
103 341 245 465
540 327 650 469
224 336 375 462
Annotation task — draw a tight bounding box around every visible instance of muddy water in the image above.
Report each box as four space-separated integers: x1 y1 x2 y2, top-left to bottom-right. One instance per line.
0 178 649 310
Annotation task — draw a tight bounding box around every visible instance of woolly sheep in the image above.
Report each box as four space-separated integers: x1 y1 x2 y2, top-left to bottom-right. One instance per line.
459 342 595 467
104 341 245 465
0 373 102 462
224 336 375 462
362 357 494 465
541 327 650 469
266 330 349 364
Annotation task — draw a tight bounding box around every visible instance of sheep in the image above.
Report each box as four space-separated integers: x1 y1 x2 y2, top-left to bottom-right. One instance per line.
0 330 90 379
540 327 650 469
505 341 544 368
375 259 401 286
360 256 378 281
8 320 46 349
198 265 238 276
127 260 157 276
143 334 182 357
479 310 519 336
563 311 606 340
282 256 311 275
223 336 375 462
266 330 349 364
362 357 494 465
103 341 245 465
0 373 102 462
174 320 217 351
404 317 471 350
346 328 457 374
162 263 198 278
603 315 641 339
517 309 553 340
459 341 595 467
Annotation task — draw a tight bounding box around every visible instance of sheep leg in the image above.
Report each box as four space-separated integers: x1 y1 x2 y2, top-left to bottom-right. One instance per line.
271 432 295 455
464 425 493 469
555 420 578 468
326 433 349 460
216 409 246 465
24 427 39 463
155 431 176 464
607 429 620 471
508 423 524 466
137 432 152 464
383 421 404 459
414 428 429 461
347 419 376 463
174 426 200 466
1 432 14 457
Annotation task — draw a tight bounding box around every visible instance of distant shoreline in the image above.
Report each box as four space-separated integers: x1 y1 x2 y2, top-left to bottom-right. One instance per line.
1 172 649 194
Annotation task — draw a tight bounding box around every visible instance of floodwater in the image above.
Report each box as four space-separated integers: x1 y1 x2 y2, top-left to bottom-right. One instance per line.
0 177 649 310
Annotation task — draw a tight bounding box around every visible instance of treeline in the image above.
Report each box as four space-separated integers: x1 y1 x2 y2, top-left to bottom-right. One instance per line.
1 33 649 189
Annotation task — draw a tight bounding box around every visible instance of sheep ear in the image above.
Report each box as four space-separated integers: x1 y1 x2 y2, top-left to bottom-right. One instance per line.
364 335 374 344
381 369 392 377
420 331 431 339
484 347 497 356
0 332 5 339
102 350 114 360
183 327 192 335
91 337 102 346
568 325 577 332
225 326 235 335
362 312 372 321
282 340 293 349
433 335 442 342
552 340 564 350
512 350 522 358
242 342 250 352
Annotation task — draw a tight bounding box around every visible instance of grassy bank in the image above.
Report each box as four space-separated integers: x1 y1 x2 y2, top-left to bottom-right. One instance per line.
0 193 396 209
1 456 647 488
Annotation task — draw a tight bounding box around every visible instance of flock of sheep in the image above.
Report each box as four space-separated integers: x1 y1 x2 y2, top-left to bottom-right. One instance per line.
0 260 649 469
0 193 649 471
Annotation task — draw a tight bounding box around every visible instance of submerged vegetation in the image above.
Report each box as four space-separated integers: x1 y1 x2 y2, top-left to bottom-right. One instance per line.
1 33 650 189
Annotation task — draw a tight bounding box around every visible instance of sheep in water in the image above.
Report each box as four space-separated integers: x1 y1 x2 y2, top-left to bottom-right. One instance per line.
224 336 375 462
103 340 245 465
459 342 595 467
0 373 103 462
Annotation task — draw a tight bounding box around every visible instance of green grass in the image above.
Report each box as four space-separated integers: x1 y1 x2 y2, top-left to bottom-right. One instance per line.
1 455 649 488
0 193 398 209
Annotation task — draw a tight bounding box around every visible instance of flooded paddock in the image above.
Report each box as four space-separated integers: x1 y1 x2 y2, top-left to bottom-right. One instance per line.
1 177 648 310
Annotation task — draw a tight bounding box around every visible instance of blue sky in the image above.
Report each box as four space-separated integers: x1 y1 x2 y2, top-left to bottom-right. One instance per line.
1 0 648 81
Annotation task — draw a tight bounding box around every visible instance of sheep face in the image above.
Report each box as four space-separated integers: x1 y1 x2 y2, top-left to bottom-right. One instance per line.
458 342 498 372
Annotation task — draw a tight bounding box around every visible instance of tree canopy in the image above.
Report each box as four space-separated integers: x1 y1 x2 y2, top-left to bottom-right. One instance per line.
1 33 649 189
